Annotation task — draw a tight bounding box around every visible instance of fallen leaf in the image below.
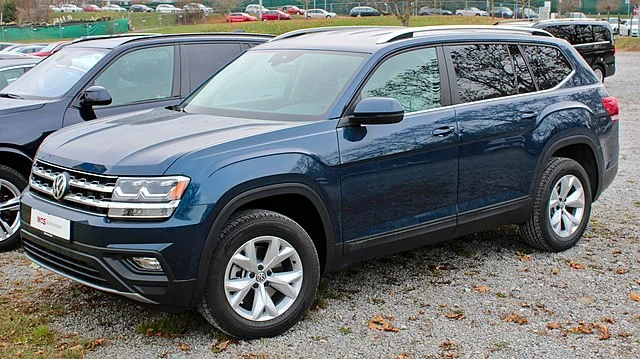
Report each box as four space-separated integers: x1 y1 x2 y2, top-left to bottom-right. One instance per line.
215 340 229 352
516 251 532 261
630 292 640 302
474 285 490 293
595 324 610 340
616 268 627 274
368 315 400 332
179 343 190 351
612 249 622 255
547 322 561 329
603 317 616 324
395 352 410 359
69 344 84 351
569 262 584 270
569 322 593 334
551 268 560 275
85 338 105 350
445 312 466 320
502 313 528 325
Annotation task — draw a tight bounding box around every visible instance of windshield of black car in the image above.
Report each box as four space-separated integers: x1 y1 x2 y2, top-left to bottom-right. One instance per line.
182 50 367 121
0 46 108 100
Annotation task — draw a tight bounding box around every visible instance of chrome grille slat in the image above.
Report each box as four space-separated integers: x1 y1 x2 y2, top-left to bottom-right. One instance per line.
32 166 115 193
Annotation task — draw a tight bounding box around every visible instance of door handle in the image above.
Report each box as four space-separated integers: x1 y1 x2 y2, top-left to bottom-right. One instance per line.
431 126 455 137
520 111 538 120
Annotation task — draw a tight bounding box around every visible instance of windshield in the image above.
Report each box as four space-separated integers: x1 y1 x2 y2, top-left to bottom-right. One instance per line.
1 46 107 100
182 50 367 121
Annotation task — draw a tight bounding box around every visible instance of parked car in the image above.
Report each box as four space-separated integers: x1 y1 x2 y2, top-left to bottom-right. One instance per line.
156 4 182 13
49 5 62 12
491 6 513 18
515 8 538 19
129 4 153 12
226 12 257 22
18 25 618 339
418 7 453 15
184 3 213 15
0 43 17 51
0 33 272 251
60 4 83 12
245 4 269 15
306 9 337 18
505 19 615 82
278 5 305 15
620 18 638 36
349 6 380 16
31 41 70 57
4 45 46 54
455 7 488 16
0 57 40 89
261 10 291 21
102 4 126 12
606 17 620 35
81 4 101 12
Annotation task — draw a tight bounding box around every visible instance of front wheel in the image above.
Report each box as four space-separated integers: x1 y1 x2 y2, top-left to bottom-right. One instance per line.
520 157 592 252
199 210 320 338
0 165 26 251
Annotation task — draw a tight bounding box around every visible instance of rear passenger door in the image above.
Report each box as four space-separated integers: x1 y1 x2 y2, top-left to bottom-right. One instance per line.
179 42 245 95
446 43 549 234
338 46 458 251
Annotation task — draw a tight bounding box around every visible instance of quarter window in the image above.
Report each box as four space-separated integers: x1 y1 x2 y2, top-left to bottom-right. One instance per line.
509 45 536 94
593 25 612 42
361 47 441 113
521 45 572 90
449 44 516 103
94 46 175 107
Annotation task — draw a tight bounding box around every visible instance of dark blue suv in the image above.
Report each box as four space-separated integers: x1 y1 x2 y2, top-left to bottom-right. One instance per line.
19 26 619 338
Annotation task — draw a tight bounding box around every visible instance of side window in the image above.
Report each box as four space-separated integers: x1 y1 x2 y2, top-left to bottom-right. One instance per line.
546 25 578 44
593 25 611 43
94 46 175 107
576 25 595 44
0 67 26 88
509 45 536 94
521 45 573 90
449 44 516 103
183 43 241 90
361 47 441 113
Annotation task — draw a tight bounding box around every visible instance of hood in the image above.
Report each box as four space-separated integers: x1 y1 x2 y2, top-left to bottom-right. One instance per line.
0 97 47 116
37 108 306 175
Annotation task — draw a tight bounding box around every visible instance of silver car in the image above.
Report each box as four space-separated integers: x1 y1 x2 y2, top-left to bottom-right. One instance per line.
306 9 337 18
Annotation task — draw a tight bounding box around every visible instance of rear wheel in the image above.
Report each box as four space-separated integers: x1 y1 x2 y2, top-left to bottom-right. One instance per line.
0 165 27 251
520 157 592 252
199 210 320 338
592 65 604 82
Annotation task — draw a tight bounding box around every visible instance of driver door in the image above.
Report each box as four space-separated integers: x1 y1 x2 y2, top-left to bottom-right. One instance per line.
63 45 180 127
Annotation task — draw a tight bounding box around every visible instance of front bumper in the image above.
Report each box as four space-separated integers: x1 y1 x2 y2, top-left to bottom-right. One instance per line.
20 191 212 308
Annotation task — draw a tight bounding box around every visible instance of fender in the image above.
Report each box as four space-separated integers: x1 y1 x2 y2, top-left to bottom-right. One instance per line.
191 181 339 305
0 147 34 177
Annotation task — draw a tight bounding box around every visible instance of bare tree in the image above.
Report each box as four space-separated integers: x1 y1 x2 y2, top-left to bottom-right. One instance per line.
216 0 244 14
561 0 581 15
296 0 310 18
597 0 618 18
386 0 412 26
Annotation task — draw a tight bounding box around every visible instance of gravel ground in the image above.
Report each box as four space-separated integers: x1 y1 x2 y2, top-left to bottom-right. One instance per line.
1 53 639 359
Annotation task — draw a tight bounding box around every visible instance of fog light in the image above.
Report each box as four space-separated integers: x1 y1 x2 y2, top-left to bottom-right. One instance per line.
130 257 162 271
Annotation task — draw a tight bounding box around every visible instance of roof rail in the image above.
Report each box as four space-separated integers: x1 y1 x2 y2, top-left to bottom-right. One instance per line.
71 32 274 45
71 33 155 44
270 26 399 42
376 25 553 44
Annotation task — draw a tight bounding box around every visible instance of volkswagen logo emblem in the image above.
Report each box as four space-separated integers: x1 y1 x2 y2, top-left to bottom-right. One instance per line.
52 173 69 201
256 272 267 282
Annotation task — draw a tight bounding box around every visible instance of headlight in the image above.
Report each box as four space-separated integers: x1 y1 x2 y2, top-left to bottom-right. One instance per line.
108 176 190 219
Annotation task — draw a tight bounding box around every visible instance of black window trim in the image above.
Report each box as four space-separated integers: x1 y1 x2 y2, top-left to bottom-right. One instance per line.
443 41 575 106
338 44 451 127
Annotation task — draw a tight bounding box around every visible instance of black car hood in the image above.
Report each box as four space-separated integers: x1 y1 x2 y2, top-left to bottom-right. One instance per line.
0 97 47 116
37 108 306 175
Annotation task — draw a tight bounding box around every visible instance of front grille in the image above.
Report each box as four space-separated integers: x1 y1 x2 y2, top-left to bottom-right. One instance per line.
23 238 110 287
29 161 117 215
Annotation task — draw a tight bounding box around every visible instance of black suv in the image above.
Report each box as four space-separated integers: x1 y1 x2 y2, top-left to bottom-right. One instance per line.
0 33 270 250
20 26 618 338
503 19 615 81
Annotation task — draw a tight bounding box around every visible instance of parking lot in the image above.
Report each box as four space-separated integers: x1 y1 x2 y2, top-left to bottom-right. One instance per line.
0 52 638 358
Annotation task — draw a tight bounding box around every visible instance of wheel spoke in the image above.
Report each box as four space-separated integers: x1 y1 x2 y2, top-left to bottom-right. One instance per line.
231 241 259 273
550 209 562 232
565 187 584 208
563 209 581 226
225 277 254 292
261 285 279 317
250 285 266 320
269 270 302 299
228 282 253 309
549 189 560 208
263 243 295 271
560 176 573 198
0 196 20 211
561 211 574 234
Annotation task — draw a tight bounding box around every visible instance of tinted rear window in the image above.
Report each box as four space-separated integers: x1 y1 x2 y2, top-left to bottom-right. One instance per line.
593 25 612 42
521 45 573 90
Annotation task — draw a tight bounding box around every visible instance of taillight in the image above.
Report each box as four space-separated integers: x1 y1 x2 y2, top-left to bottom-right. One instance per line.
602 96 619 122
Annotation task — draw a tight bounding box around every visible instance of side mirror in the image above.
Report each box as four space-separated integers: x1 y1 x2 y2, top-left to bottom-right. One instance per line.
81 86 112 107
351 97 404 125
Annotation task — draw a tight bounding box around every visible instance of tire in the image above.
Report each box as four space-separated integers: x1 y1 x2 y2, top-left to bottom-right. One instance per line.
520 157 592 252
592 65 604 83
0 165 27 251
199 209 320 338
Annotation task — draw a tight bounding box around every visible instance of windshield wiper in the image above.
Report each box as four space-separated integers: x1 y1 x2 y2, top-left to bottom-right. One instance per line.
0 93 24 100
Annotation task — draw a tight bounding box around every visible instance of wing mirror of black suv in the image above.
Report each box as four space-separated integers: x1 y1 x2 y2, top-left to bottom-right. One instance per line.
81 86 112 107
351 97 404 125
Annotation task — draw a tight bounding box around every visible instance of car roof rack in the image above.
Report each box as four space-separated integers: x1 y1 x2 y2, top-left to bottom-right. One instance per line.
376 25 553 44
71 32 274 45
270 26 399 42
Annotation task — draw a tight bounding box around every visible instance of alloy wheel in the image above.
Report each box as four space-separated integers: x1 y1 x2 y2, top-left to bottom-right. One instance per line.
548 174 585 238
0 179 21 242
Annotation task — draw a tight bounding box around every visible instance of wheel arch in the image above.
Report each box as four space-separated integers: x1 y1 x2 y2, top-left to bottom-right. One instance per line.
192 182 339 305
0 147 33 180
